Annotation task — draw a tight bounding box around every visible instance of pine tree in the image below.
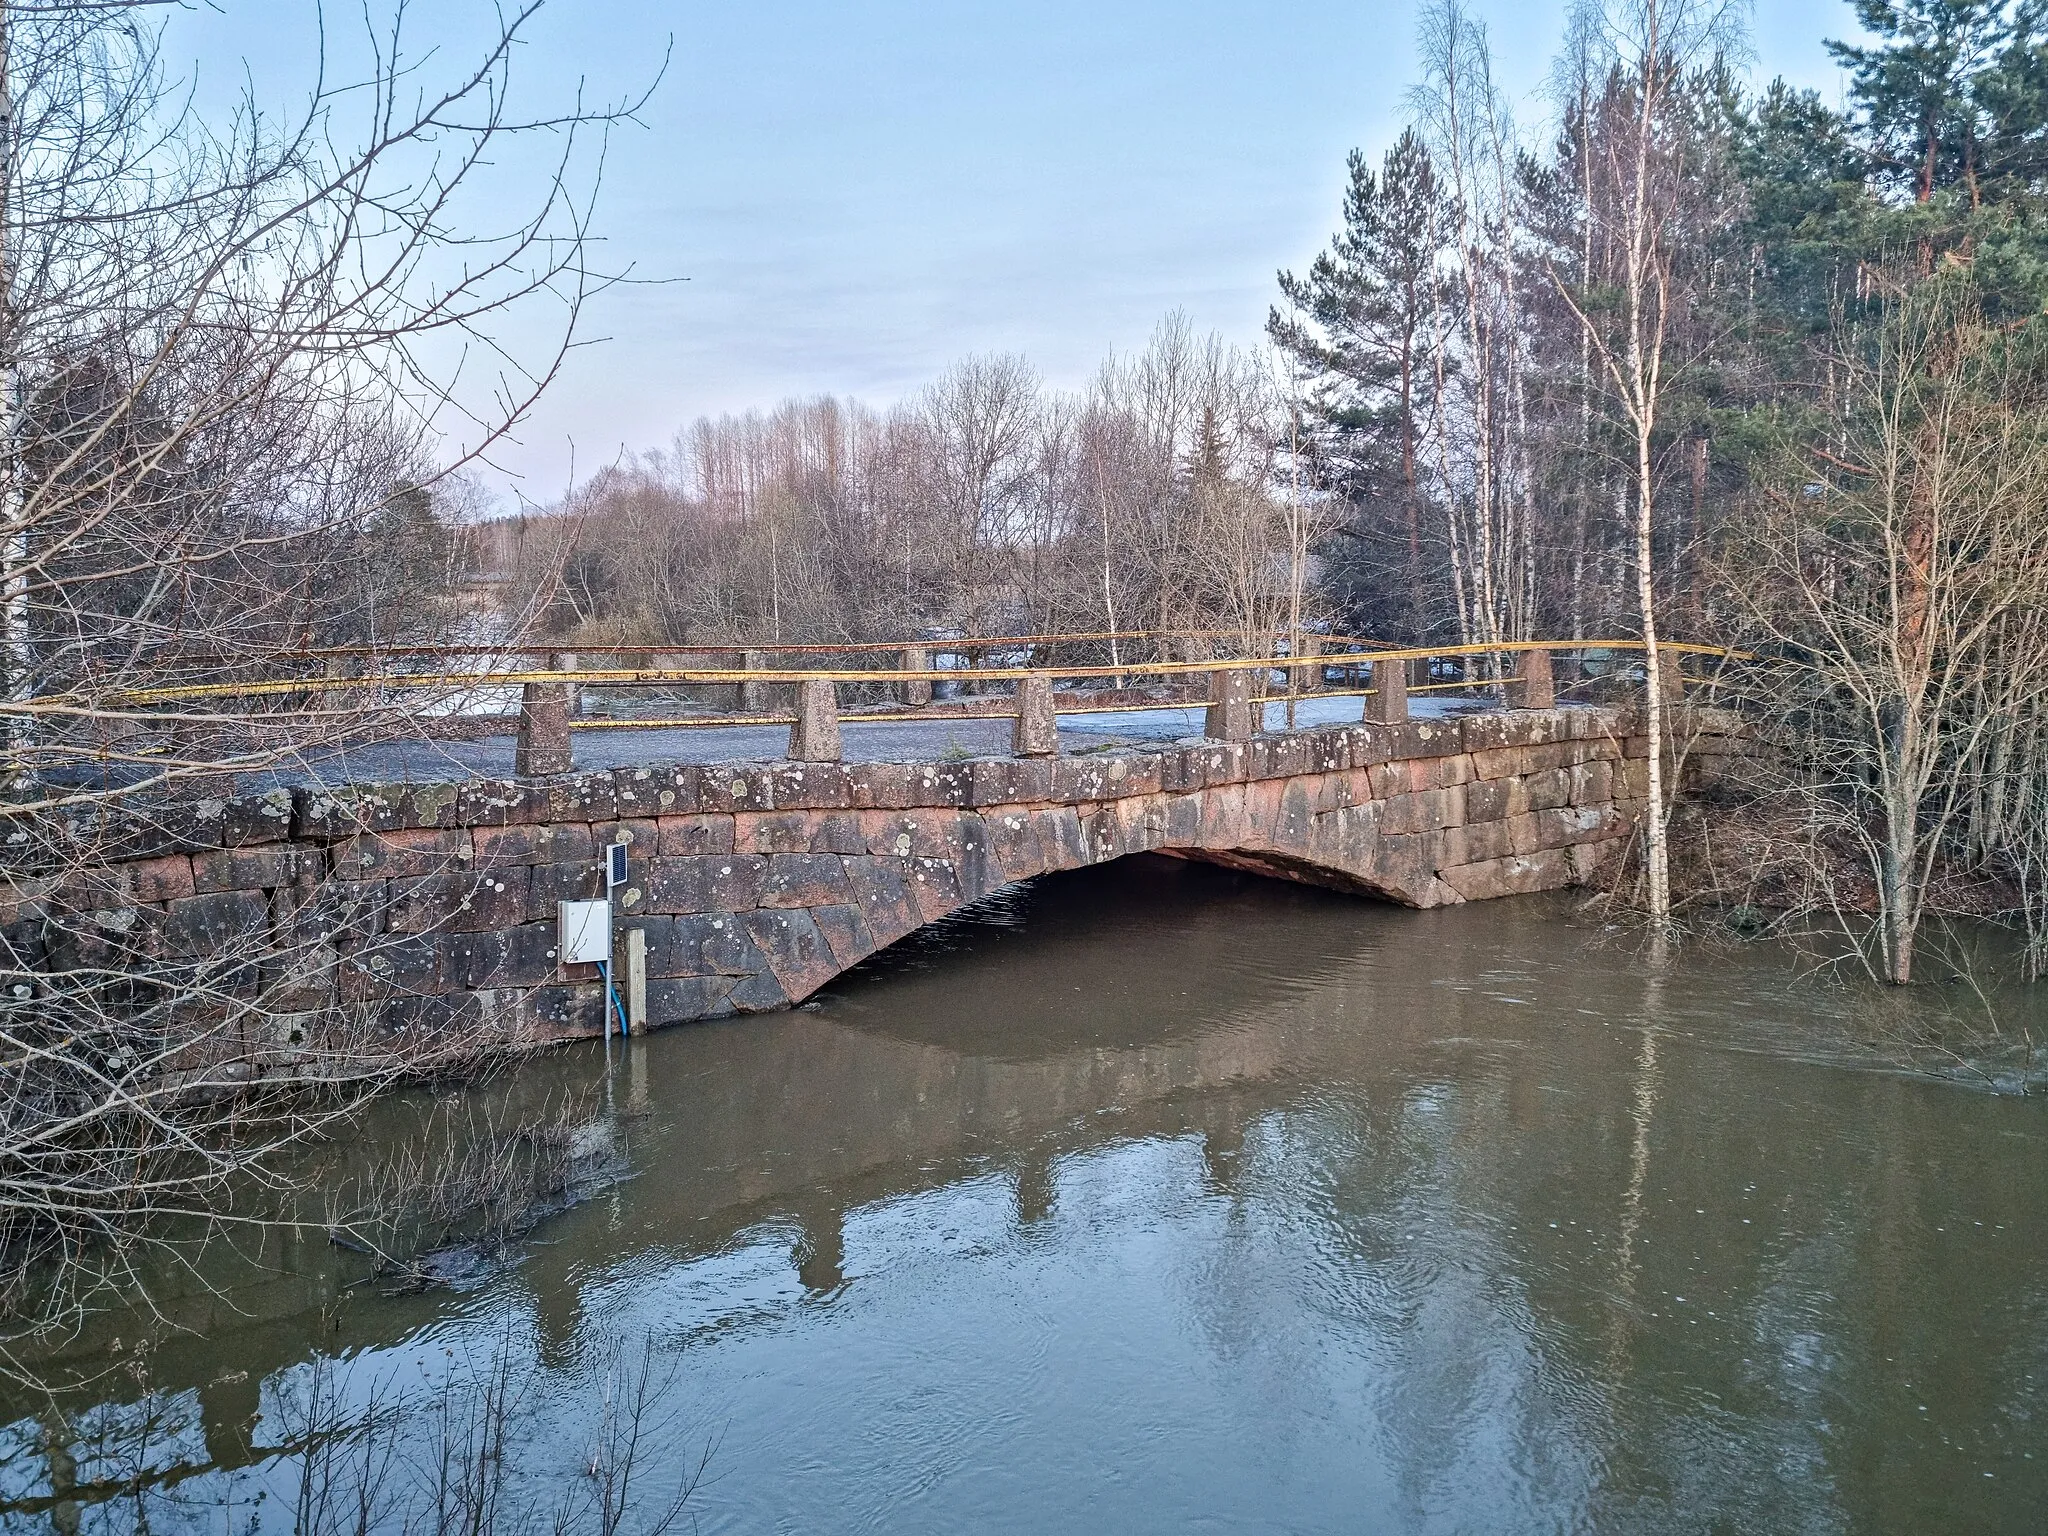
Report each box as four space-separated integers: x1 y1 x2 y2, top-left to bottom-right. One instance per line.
1828 1 2017 203
1269 129 1448 632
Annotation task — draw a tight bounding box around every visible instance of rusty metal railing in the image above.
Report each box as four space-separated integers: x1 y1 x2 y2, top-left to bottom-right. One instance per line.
86 634 1744 775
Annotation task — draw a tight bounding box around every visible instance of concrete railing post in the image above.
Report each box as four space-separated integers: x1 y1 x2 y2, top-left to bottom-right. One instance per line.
1013 672 1058 757
553 651 580 718
1656 646 1686 703
741 650 770 715
788 677 842 762
1364 656 1408 724
1515 647 1555 710
900 646 932 708
515 678 572 776
1205 667 1255 741
1297 635 1322 694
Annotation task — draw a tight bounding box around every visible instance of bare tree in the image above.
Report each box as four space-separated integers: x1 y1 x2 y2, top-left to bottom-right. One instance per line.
1545 0 1748 921
1723 275 2048 985
0 0 647 1332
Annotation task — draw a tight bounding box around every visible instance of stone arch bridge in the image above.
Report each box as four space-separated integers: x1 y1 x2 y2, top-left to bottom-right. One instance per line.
47 701 1751 1044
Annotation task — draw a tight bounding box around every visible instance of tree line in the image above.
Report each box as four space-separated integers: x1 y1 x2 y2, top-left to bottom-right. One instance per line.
531 0 2048 983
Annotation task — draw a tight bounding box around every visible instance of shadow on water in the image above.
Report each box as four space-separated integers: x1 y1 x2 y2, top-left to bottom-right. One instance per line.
4 854 2047 1533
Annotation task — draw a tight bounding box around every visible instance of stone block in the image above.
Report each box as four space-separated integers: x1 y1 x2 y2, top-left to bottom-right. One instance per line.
952 816 1000 900
857 810 943 859
163 889 271 956
644 855 767 915
515 682 574 776
1276 780 1316 848
1444 819 1514 866
297 785 405 838
1364 656 1408 724
1461 708 1571 755
472 822 595 869
1199 741 1251 788
767 761 851 809
191 844 306 893
656 814 736 856
1507 812 1545 856
1514 649 1556 710
764 852 857 908
452 778 545 829
527 981 606 1037
735 811 818 855
334 828 468 879
1196 782 1250 849
388 868 530 935
743 908 841 1001
1569 760 1615 807
795 903 870 970
906 761 974 807
377 991 486 1038
279 877 388 945
1310 771 1365 816
1535 804 1626 847
984 809 1049 881
53 905 169 969
338 935 441 1000
221 789 297 847
1162 792 1204 847
967 758 1020 807
659 913 765 975
1518 767 1575 815
1465 779 1511 823
1472 740 1599 780
695 766 776 814
446 921 560 989
1111 751 1165 798
841 857 923 947
528 859 603 916
1082 805 1131 863
1302 727 1351 774
616 765 700 815
847 761 917 810
645 974 739 1026
51 864 136 910
1379 786 1466 837
1052 757 1119 803
728 968 791 1013
899 646 933 708
1570 835 1632 885
906 858 965 923
1158 746 1204 794
1438 848 1571 901
1366 761 1416 799
589 819 659 859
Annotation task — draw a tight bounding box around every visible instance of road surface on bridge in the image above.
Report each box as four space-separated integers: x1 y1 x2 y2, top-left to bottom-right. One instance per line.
281 694 1487 788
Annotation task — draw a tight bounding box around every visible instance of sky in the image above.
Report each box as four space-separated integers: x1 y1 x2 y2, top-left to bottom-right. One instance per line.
164 0 1865 506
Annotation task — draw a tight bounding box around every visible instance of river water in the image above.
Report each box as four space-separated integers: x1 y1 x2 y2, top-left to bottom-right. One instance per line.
4 856 2045 1533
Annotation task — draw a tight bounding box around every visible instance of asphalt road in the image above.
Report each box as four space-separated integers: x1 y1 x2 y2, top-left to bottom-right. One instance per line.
257 694 1495 790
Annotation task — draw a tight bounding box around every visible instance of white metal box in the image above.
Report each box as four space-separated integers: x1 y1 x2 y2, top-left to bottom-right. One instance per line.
557 899 611 964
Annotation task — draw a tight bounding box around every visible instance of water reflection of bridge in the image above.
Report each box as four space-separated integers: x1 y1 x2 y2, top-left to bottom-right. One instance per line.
7 862 2046 1532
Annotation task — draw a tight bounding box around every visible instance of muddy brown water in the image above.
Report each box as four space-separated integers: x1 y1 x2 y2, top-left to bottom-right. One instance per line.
2 855 2045 1533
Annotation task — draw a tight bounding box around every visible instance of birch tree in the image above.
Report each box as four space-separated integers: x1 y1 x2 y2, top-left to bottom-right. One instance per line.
1546 0 1749 921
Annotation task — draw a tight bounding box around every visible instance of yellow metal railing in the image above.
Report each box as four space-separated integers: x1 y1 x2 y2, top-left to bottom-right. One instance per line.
96 637 1743 715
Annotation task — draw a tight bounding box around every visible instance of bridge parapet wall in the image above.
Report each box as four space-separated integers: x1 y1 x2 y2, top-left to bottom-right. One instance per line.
4 705 1754 1047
